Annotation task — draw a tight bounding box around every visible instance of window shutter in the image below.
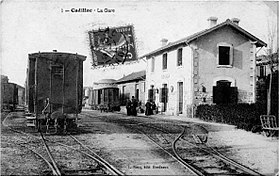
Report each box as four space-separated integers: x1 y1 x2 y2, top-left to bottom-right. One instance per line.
230 44 233 66
216 46 220 65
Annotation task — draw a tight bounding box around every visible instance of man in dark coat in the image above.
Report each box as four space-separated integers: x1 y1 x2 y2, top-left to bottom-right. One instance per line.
126 98 131 116
131 96 138 116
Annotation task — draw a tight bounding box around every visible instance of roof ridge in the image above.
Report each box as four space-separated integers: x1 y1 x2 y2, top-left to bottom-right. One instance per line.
140 19 266 59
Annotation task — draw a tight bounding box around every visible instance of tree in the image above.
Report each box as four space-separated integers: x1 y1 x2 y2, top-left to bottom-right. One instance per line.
264 13 278 115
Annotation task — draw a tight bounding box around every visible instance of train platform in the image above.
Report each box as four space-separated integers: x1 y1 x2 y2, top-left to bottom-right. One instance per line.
118 106 279 175
119 106 236 128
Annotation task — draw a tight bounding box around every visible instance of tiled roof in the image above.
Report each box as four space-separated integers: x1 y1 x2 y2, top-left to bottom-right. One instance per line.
16 85 25 89
115 70 146 83
94 79 117 84
140 19 267 59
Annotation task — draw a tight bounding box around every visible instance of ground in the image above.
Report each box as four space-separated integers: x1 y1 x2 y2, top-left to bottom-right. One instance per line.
1 110 278 175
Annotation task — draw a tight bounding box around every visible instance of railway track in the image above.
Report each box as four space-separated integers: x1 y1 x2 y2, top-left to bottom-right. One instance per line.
82 111 263 176
2 114 61 176
81 112 203 175
2 112 124 176
134 122 263 176
132 124 204 176
174 127 263 176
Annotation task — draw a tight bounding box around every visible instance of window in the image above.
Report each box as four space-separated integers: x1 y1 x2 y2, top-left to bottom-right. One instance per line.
217 43 233 67
162 53 167 70
219 46 230 65
177 48 182 66
151 57 155 72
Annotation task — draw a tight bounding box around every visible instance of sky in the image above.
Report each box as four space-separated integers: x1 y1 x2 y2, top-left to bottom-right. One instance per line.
1 0 278 87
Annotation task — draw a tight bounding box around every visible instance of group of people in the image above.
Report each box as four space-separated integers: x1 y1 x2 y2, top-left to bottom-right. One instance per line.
126 96 158 116
126 96 138 116
145 100 157 116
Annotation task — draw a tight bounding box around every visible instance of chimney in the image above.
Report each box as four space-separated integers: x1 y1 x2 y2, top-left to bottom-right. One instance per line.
160 38 168 47
207 17 218 28
231 18 240 25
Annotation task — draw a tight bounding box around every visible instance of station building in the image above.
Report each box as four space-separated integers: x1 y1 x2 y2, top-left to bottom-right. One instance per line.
141 17 267 117
115 70 146 106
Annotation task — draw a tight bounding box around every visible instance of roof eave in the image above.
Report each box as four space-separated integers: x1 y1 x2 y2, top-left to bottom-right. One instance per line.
115 78 145 84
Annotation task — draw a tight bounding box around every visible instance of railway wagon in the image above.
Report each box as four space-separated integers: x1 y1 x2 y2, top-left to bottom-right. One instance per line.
26 51 86 132
89 79 121 111
1 83 18 111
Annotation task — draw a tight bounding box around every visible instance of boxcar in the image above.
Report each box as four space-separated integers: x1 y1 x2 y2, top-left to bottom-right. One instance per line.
89 79 121 111
26 51 86 131
1 83 18 111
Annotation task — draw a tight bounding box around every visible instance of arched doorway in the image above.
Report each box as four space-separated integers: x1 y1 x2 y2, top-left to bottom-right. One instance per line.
213 80 238 104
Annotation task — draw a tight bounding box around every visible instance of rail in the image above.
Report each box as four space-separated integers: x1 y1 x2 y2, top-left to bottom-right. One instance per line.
2 112 124 176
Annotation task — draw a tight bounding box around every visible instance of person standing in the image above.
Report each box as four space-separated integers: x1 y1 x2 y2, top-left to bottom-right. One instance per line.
151 101 157 115
145 100 152 116
131 96 138 116
126 98 131 116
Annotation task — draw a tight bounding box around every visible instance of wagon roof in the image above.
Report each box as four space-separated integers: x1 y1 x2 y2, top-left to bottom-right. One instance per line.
28 51 86 61
140 19 267 59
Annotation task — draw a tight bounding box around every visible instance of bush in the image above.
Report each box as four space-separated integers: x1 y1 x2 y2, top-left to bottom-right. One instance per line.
195 103 267 131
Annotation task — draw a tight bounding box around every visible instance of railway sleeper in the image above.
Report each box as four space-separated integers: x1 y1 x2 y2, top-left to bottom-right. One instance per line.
42 168 105 176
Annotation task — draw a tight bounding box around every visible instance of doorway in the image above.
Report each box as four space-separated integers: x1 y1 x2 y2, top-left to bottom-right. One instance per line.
178 82 183 114
135 84 139 101
213 80 237 104
161 84 168 112
50 64 64 112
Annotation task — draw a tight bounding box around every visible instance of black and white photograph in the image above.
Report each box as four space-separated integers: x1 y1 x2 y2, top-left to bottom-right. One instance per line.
1 0 279 176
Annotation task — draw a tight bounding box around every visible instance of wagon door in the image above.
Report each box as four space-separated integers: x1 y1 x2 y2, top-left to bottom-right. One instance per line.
50 64 64 112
